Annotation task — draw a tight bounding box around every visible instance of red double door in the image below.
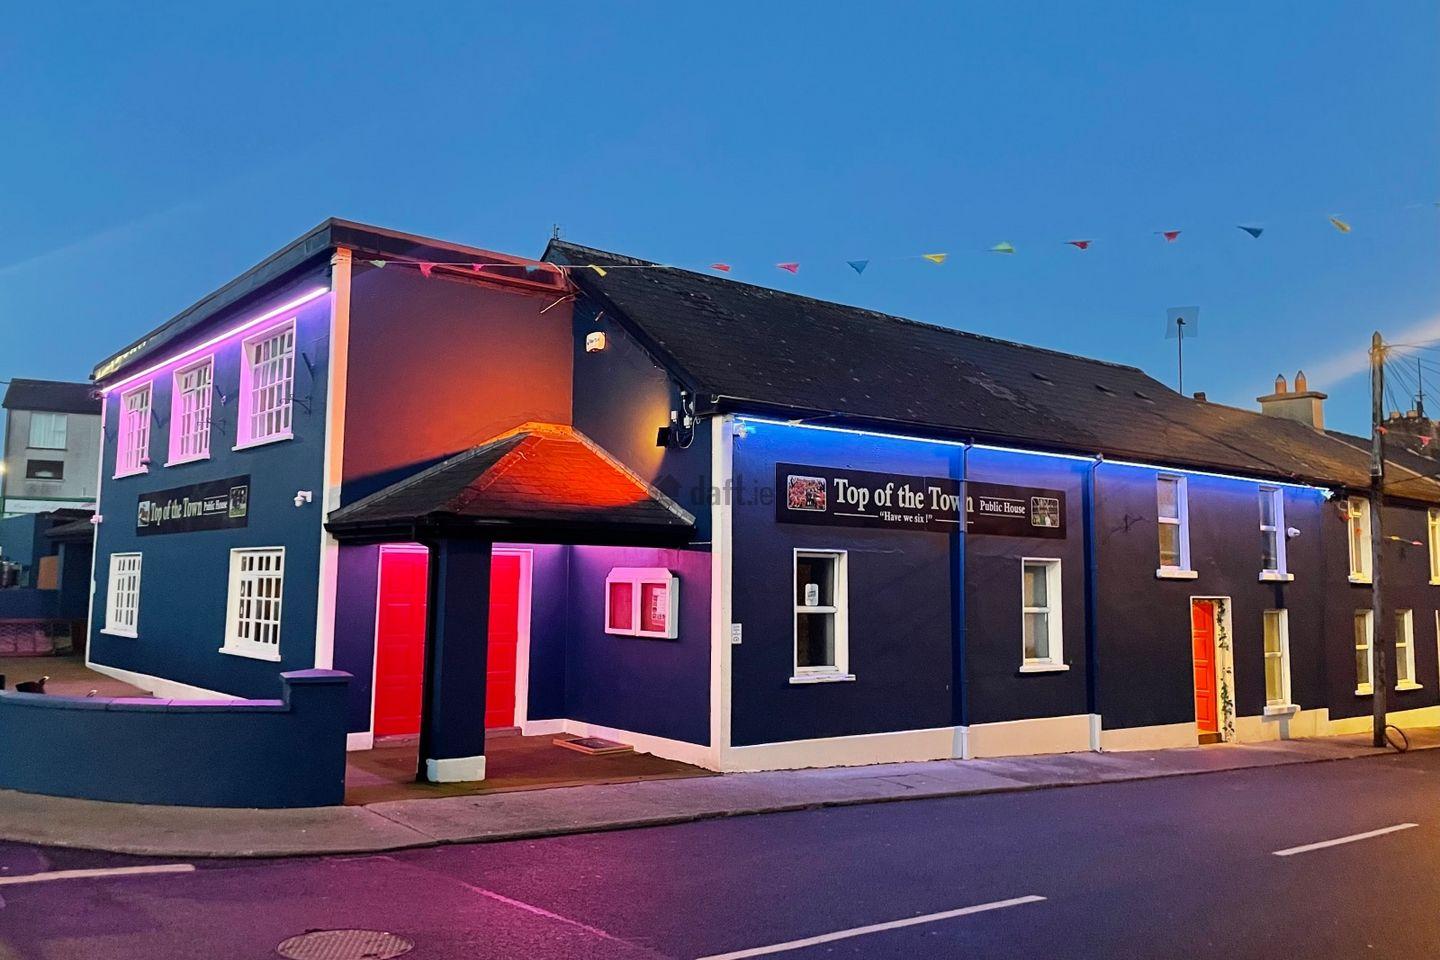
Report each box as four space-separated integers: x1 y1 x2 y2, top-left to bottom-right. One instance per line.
372 548 523 738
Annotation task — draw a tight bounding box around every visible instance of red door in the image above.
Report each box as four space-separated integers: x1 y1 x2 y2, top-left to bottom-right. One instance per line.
486 553 522 729
1191 601 1218 736
373 547 429 737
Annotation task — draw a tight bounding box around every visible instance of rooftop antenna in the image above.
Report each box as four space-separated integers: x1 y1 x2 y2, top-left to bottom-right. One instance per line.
1418 358 1426 418
551 223 563 240
1165 307 1200 395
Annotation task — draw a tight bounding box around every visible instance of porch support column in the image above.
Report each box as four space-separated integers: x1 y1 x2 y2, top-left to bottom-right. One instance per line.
418 537 492 783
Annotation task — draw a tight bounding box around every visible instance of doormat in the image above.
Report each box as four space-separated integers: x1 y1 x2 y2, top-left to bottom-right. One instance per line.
553 736 635 756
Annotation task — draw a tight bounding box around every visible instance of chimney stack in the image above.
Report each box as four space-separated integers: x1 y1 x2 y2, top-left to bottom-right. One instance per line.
1257 369 1327 430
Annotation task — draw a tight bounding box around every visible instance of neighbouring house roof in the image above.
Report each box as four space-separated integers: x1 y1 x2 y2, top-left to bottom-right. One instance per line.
2 379 100 415
326 422 696 542
546 239 1439 501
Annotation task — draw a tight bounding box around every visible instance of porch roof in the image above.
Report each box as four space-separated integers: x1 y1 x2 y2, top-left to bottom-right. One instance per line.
325 422 696 544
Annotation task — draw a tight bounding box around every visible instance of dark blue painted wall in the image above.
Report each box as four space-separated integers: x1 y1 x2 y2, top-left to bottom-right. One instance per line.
333 543 380 733
89 273 332 699
0 670 350 807
522 543 570 722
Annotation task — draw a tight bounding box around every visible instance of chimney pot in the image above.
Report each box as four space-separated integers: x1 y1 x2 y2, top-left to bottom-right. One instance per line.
1258 370 1327 430
1294 370 1308 392
1275 374 1288 395
1193 391 1208 402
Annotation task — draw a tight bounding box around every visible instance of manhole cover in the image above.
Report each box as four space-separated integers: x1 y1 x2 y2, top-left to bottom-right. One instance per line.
276 929 413 960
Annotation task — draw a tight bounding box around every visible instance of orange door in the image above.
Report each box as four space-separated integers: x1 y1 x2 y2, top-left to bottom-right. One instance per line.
1191 601 1218 735
486 553 522 729
373 547 430 737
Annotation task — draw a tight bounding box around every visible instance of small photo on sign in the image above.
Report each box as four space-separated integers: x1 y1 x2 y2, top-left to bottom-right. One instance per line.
228 486 249 519
137 501 152 527
1030 496 1060 529
786 475 828 512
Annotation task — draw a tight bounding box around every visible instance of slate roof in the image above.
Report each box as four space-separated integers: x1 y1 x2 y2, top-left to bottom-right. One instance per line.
547 240 1437 500
327 422 696 541
2 379 100 415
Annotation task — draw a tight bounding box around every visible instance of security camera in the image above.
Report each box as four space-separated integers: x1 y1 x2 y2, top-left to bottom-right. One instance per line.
293 490 313 508
1286 526 1301 539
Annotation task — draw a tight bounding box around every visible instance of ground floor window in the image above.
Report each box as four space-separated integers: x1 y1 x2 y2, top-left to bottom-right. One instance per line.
1262 609 1291 707
1021 558 1064 670
1395 609 1419 689
104 553 142 637
222 547 285 661
793 550 849 679
1354 610 1374 695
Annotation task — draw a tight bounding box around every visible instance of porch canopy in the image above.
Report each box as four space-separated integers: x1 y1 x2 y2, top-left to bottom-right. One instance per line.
324 422 696 784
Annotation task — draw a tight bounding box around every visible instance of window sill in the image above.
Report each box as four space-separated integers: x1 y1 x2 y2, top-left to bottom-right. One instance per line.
233 433 293 453
1348 575 1373 585
1397 682 1425 692
1263 703 1301 717
1258 571 1295 583
1018 662 1069 673
1430 579 1440 587
218 646 282 663
1355 685 1373 697
1155 568 1198 580
788 673 856 685
113 466 149 480
99 628 137 639
164 453 211 468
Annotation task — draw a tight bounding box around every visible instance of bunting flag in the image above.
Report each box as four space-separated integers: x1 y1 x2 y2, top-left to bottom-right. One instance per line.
1160 230 1181 242
1422 436 1432 448
588 264 608 277
710 263 732 272
1066 240 1092 250
990 242 1016 254
1329 216 1352 233
847 260 869 275
417 262 434 278
1238 225 1264 239
922 253 948 264
368 259 386 268
777 262 800 274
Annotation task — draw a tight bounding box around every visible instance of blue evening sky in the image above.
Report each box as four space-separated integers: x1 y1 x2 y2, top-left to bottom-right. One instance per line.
2 2 1436 436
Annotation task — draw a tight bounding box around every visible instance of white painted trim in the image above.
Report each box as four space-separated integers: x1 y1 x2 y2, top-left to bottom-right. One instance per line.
346 731 374 751
1326 704 1440 735
519 718 566 736
495 546 534 728
793 548 849 677
723 725 963 772
788 673 856 684
1235 707 1328 742
1155 568 1199 580
425 754 486 783
965 713 1091 759
1019 556 1064 670
525 717 715 769
84 661 237 701
710 414 735 770
84 391 107 673
1099 721 1199 752
313 250 351 671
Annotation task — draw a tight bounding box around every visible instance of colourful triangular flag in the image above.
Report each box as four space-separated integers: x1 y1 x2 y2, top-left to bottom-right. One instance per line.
588 264 608 277
368 259 386 268
777 262 800 274
1160 230 1181 242
847 259 869 275
417 262 434 278
923 253 948 264
1066 240 1091 250
1422 436 1432 447
990 242 1015 254
1329 216 1351 233
710 263 732 272
1237 225 1264 239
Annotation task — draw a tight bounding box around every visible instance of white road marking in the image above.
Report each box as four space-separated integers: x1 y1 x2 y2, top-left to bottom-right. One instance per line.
0 864 196 887
695 895 1047 960
1273 823 1418 857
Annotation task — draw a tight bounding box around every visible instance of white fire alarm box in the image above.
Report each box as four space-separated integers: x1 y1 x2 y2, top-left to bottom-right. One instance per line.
605 567 679 639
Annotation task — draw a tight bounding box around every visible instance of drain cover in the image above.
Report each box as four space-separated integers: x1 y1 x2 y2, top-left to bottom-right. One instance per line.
276 929 413 960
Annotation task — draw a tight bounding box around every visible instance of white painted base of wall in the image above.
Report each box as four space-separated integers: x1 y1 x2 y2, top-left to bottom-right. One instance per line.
521 718 713 769
1325 704 1440 736
426 754 487 783
1234 708 1329 743
964 714 1093 759
722 726 964 772
346 731 374 752
1099 722 1198 752
85 661 236 701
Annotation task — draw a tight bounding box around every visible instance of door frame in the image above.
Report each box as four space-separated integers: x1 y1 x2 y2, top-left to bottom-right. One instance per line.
1189 595 1236 743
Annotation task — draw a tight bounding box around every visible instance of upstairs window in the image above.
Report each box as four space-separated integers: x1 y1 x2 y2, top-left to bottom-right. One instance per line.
1021 558 1065 670
1354 609 1374 695
1429 509 1440 584
27 412 67 450
116 383 152 478
104 553 142 637
222 547 285 661
169 357 214 464
1156 475 1192 574
1346 497 1372 583
237 320 296 448
1396 610 1419 690
1259 487 1289 579
793 550 850 681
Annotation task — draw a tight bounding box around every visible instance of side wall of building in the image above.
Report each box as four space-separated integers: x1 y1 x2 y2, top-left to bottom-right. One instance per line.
1 409 102 513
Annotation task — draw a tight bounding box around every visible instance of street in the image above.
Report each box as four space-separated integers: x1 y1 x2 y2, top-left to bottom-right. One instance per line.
1 750 1438 959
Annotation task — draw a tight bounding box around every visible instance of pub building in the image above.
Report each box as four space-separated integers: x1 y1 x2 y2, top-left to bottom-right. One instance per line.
80 219 1440 787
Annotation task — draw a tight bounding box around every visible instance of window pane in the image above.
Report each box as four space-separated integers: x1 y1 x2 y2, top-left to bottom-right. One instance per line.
796 555 835 607
1265 655 1283 703
796 612 835 668
1158 524 1180 567
1261 530 1278 570
1355 645 1369 685
1263 613 1281 654
1023 611 1049 659
1023 563 1048 608
1157 479 1178 520
1259 491 1276 527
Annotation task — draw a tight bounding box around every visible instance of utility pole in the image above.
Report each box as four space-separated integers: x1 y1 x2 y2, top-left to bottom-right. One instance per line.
1370 331 1390 748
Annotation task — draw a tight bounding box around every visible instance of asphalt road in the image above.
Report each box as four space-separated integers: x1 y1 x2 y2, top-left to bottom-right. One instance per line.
2 750 1439 959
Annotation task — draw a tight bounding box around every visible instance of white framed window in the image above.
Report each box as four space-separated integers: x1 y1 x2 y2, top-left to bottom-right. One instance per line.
104 553 142 637
603 567 679 639
116 382 153 478
221 547 285 661
27 412 67 450
1262 609 1292 709
1354 609 1374 695
1396 610 1420 690
1429 509 1440 585
1258 486 1290 580
1021 558 1065 671
168 356 214 465
1155 475 1193 577
1346 497 1372 583
236 319 296 449
792 550 851 682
